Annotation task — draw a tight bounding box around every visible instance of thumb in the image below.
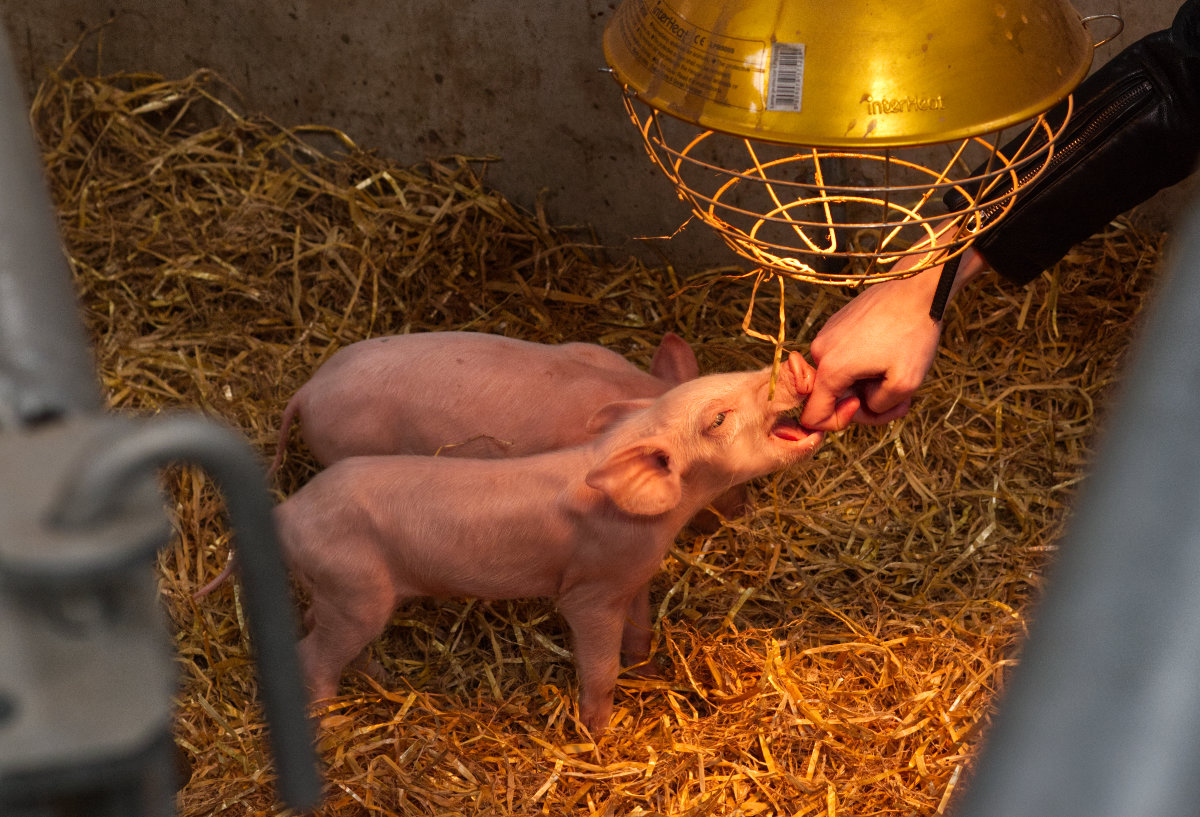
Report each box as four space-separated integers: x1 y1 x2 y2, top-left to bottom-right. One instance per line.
800 370 858 431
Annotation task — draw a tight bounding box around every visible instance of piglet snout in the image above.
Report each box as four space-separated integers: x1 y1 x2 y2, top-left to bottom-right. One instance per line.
775 353 824 447
782 351 816 398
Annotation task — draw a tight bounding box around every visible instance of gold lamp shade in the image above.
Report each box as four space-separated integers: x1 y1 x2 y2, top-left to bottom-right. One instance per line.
603 0 1114 287
603 0 1094 148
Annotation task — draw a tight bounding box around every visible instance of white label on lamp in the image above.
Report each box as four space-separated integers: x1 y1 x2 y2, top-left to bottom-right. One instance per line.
766 43 806 112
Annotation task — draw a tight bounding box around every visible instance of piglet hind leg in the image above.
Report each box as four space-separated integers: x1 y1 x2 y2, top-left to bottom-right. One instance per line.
297 576 400 703
558 588 637 736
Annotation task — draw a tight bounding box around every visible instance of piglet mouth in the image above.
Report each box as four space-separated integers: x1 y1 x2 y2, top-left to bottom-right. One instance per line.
772 408 821 443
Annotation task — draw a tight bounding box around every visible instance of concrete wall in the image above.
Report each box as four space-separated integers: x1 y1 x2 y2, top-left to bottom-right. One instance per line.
1 0 1192 274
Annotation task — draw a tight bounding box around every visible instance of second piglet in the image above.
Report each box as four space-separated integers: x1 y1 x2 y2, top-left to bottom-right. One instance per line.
277 352 824 735
270 331 700 469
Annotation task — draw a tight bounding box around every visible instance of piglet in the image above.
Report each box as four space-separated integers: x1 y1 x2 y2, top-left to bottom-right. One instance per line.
194 332 739 601
276 352 824 735
270 331 700 470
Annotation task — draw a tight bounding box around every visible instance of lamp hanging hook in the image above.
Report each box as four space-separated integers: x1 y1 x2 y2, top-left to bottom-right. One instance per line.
1081 14 1124 48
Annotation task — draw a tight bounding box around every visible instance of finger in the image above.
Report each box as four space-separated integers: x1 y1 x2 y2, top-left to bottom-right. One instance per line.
803 394 860 432
853 395 912 426
831 395 863 429
800 375 855 430
860 377 918 418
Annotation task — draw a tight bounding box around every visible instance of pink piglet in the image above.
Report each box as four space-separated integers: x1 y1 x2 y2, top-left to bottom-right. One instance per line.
277 352 824 735
270 331 701 469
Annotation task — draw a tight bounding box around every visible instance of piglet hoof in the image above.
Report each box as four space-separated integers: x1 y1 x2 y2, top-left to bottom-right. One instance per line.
686 485 747 533
622 657 668 681
579 705 612 737
577 687 616 737
349 651 388 685
300 669 339 706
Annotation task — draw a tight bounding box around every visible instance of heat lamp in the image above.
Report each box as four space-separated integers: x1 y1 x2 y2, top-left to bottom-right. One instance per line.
603 0 1120 323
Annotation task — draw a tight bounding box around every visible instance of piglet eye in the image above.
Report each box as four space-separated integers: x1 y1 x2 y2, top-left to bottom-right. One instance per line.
711 411 727 429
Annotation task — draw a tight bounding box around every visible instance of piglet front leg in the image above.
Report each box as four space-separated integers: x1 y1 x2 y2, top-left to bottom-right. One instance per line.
559 586 636 735
620 583 665 679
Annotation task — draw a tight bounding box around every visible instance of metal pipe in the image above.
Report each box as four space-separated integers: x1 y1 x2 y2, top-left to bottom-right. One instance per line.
952 200 1200 817
0 32 102 429
0 30 322 815
46 414 322 810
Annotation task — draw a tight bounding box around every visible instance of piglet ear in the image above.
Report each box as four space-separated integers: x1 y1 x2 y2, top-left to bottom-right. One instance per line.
585 442 682 516
649 332 700 385
585 398 653 434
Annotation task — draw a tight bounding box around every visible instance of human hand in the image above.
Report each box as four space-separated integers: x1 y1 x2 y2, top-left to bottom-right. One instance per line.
800 243 987 431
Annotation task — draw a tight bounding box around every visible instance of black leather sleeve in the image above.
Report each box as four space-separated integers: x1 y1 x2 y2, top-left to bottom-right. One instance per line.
956 0 1200 285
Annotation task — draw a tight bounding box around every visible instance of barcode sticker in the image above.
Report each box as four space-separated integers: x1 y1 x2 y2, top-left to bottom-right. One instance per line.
767 43 806 112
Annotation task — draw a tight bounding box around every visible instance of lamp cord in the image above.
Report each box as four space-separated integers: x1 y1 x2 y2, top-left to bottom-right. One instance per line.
928 254 961 322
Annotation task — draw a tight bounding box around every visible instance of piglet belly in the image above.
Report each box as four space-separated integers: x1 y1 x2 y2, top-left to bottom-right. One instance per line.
368 470 577 602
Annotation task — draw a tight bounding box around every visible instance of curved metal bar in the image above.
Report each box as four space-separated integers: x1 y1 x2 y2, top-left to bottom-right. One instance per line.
46 413 323 812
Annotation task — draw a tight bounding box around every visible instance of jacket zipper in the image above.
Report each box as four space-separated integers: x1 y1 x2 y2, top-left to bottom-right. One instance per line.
972 76 1155 228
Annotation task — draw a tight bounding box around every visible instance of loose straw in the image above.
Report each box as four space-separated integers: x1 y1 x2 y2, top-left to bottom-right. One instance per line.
32 58 1164 817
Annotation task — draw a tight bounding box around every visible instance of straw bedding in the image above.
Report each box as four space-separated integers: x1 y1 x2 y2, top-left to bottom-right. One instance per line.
31 59 1164 816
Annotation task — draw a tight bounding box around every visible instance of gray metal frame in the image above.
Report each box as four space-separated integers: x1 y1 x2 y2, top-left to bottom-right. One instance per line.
950 203 1200 817
0 32 321 817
